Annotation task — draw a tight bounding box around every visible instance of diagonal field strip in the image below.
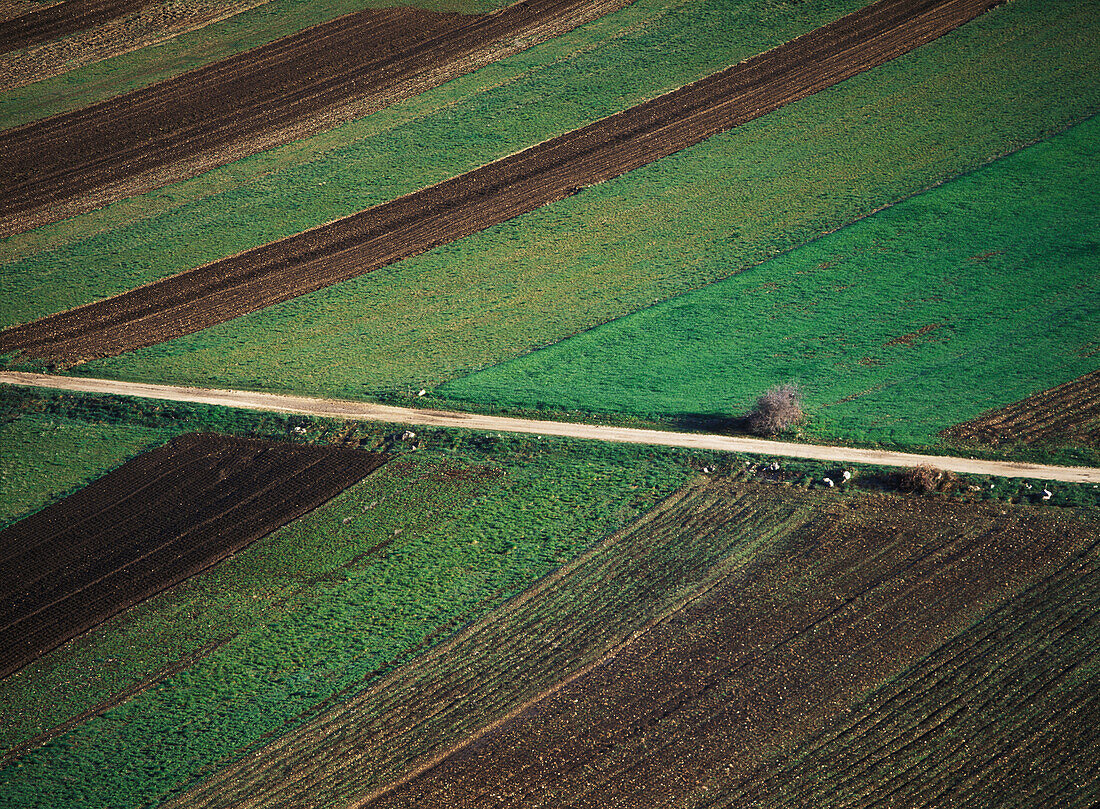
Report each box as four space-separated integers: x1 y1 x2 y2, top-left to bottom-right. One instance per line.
4 371 1099 483
0 0 148 54
0 0 634 237
0 0 1005 364
0 431 385 680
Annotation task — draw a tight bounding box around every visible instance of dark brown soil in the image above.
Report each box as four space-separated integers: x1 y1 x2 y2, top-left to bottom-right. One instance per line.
716 538 1100 809
0 0 148 54
942 369 1100 447
0 0 1003 366
366 494 1093 808
0 0 632 236
0 432 385 681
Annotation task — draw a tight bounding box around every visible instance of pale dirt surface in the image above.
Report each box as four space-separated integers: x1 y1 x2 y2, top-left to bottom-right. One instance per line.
4 371 1099 483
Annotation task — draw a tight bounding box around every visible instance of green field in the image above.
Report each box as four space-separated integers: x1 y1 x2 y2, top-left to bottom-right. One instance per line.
61 0 1100 435
0 0 506 133
0 414 175 526
0 421 691 808
0 0 867 319
437 114 1100 448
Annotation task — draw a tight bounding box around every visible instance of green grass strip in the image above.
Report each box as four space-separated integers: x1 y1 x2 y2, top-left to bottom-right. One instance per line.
0 435 690 808
0 414 176 526
0 0 867 319
0 0 506 133
69 0 1100 413
439 115 1100 448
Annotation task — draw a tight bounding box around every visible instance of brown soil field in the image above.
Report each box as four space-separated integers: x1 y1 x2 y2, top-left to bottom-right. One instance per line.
0 0 633 237
943 369 1100 448
165 476 1097 809
0 0 270 92
714 537 1100 809
366 492 1095 808
0 432 385 680
0 0 1003 366
0 0 149 54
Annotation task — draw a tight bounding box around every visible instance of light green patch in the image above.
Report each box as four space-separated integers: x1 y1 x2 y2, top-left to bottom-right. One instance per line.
0 414 175 526
439 115 1100 447
72 0 1100 413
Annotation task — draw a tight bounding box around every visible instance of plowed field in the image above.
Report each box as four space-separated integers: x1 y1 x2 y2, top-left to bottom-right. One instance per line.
0 0 632 236
0 0 1002 366
368 491 1091 808
0 0 147 54
0 432 385 680
943 369 1100 447
715 538 1100 809
167 478 1096 809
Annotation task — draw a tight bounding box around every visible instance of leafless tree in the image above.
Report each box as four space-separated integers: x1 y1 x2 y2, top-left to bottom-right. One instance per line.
747 383 804 436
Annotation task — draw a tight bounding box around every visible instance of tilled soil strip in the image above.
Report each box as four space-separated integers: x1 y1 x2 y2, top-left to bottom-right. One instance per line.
0 0 149 54
363 495 1092 808
0 0 634 236
0 433 385 680
0 0 1003 364
942 369 1100 448
168 479 812 808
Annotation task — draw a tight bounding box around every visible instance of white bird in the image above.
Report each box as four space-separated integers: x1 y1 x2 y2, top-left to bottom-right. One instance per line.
822 477 834 487
402 430 416 440
842 470 852 481
1043 489 1053 500
418 389 427 397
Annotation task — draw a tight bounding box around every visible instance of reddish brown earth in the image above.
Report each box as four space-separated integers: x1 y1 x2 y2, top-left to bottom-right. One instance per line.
0 0 1004 366
365 494 1093 808
0 0 633 236
942 369 1100 447
0 0 149 54
0 432 385 680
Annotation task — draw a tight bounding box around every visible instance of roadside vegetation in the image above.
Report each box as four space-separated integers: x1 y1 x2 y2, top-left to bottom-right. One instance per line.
48 0 1100 434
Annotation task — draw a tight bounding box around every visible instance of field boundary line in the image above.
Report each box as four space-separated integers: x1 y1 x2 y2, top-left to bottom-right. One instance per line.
4 372 1099 483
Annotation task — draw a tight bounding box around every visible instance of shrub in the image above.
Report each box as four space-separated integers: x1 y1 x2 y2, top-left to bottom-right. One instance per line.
747 383 804 436
896 464 943 493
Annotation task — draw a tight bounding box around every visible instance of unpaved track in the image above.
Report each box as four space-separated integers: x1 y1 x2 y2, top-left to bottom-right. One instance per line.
0 0 148 54
0 0 633 236
4 371 1098 483
0 0 1004 363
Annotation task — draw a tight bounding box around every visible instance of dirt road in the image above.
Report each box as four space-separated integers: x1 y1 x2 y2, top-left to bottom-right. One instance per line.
4 371 1098 483
0 0 1003 364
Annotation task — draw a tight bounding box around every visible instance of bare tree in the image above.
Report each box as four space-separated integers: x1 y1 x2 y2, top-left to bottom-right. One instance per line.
747 383 804 436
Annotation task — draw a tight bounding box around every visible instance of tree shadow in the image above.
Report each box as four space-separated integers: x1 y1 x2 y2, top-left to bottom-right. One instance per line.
665 412 750 435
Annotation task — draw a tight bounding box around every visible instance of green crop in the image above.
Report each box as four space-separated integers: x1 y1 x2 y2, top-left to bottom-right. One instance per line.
68 0 1100 422
0 430 691 808
0 0 868 317
439 114 1100 449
